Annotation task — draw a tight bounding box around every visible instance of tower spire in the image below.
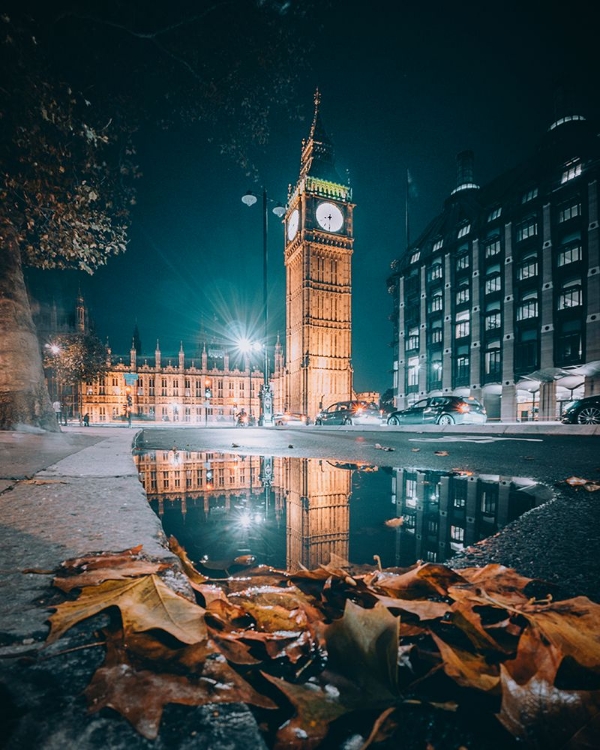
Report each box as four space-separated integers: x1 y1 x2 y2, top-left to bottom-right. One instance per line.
300 89 339 182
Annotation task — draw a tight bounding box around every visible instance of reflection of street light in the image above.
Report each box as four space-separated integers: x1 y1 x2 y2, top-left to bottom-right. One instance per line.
242 188 285 426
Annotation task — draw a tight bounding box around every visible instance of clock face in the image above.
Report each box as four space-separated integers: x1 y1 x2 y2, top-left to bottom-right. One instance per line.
287 208 299 241
316 202 344 233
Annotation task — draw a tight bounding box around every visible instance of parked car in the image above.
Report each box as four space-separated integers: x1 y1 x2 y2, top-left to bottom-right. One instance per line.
274 412 309 426
561 395 600 424
386 396 487 426
315 401 382 426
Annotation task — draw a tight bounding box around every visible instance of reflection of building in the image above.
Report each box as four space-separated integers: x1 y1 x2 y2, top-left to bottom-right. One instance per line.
282 458 351 572
390 469 540 565
388 113 600 421
137 450 545 571
281 92 354 420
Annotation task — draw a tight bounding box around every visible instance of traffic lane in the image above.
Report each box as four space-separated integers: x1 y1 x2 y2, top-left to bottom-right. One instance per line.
140 427 599 486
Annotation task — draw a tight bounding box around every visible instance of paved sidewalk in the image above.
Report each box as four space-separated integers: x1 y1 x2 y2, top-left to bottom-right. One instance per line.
0 426 266 750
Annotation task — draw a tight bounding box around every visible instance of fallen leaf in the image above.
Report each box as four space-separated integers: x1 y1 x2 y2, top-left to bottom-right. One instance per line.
324 600 400 701
565 476 591 486
373 594 451 621
434 450 449 456
497 627 600 746
384 517 404 528
263 673 350 748
430 632 500 693
520 597 600 672
167 537 208 588
411 447 420 452
54 560 167 593
47 575 207 645
583 483 600 492
374 563 467 600
375 443 395 451
86 630 275 740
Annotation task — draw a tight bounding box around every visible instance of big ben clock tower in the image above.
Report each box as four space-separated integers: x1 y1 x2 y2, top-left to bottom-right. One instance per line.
284 91 354 420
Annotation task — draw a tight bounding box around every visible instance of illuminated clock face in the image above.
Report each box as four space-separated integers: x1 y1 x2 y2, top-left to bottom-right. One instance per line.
287 208 299 241
316 202 344 233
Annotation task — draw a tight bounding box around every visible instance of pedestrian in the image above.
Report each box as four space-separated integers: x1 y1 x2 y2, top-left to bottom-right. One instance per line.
52 401 62 425
83 413 90 427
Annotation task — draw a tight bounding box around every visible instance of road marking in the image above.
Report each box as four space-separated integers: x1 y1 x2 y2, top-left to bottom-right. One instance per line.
408 436 544 443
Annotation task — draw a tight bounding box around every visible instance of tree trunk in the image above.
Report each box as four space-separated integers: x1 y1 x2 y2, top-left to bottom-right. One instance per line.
0 226 60 432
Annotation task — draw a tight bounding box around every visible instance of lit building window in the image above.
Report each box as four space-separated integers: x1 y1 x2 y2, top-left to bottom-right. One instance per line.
521 187 538 203
455 311 470 339
516 218 538 242
558 201 581 223
451 525 465 542
456 253 470 270
432 238 444 251
407 357 419 387
557 244 582 266
485 238 501 257
484 271 502 295
517 290 538 320
410 250 421 263
457 224 471 238
561 161 582 183
558 278 582 309
405 327 419 351
430 292 443 313
485 312 501 330
429 261 443 280
487 206 502 221
456 283 470 305
429 358 442 385
517 252 538 280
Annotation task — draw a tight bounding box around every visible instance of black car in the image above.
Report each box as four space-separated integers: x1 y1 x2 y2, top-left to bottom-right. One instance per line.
386 396 487 426
315 401 382 426
561 395 600 424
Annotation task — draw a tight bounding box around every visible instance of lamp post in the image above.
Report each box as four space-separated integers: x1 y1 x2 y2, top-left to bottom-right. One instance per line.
242 188 285 426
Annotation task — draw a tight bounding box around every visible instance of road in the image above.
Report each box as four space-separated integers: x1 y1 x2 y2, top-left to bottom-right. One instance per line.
138 424 599 487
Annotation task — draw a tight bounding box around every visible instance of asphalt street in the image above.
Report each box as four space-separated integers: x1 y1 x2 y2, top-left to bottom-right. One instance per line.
138 424 600 487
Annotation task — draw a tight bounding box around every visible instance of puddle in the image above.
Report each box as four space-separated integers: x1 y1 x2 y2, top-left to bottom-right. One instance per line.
134 450 552 573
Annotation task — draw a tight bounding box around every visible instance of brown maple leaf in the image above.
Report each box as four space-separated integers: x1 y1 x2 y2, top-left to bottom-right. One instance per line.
497 627 600 746
86 629 275 740
47 575 207 645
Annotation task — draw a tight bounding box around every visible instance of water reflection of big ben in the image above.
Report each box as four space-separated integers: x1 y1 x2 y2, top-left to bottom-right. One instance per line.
279 458 351 572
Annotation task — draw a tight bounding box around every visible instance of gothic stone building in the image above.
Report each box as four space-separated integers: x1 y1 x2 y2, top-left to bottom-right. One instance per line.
388 113 600 421
80 339 283 425
281 92 355 419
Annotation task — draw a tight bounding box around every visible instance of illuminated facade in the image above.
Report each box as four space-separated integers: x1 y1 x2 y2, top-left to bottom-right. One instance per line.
388 114 600 421
282 92 355 420
81 340 267 424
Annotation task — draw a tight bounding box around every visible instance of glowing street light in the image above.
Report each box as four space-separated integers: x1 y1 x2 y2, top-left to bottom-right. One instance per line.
242 188 286 425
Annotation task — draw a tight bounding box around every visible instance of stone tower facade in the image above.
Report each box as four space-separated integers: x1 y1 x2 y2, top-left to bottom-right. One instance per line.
284 92 354 419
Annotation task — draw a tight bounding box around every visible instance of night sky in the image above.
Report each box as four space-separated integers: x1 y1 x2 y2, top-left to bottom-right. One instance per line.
25 1 598 394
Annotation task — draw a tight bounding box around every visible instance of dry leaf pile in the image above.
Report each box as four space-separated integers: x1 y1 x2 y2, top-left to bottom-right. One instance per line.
46 540 600 748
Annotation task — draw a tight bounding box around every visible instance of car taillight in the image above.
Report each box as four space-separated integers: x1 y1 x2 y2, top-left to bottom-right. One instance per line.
457 403 470 413
355 407 363 414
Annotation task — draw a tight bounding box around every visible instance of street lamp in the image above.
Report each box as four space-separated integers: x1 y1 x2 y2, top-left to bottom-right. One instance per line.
238 338 262 420
242 188 285 426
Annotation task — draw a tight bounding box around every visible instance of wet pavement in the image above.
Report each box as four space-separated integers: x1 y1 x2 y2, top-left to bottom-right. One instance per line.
0 422 599 749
